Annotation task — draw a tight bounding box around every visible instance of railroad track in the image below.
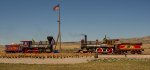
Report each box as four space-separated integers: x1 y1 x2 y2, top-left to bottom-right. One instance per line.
0 54 150 64
1 53 150 59
0 53 94 59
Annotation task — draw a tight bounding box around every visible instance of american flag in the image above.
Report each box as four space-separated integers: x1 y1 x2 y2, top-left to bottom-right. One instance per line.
53 4 59 11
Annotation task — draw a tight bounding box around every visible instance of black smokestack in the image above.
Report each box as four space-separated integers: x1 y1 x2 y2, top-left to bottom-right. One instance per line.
47 36 53 44
84 35 87 44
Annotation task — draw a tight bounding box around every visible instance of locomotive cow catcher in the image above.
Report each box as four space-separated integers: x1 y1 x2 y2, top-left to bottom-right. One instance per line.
79 35 144 54
5 36 56 53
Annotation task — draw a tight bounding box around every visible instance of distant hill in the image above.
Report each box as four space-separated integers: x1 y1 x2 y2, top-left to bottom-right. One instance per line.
0 36 150 45
0 45 4 52
61 36 150 44
0 45 4 47
120 36 150 44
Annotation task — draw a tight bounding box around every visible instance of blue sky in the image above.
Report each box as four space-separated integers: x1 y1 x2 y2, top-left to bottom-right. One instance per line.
0 0 150 45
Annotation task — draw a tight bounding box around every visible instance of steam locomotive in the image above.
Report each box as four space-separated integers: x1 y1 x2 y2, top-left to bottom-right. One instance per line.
80 35 144 54
5 36 56 53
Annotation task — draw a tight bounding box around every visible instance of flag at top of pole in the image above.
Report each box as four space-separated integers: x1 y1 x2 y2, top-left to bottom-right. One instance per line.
53 4 59 11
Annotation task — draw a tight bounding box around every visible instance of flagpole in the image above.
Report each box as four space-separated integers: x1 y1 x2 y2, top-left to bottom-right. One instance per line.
58 4 61 50
58 0 61 51
54 0 61 51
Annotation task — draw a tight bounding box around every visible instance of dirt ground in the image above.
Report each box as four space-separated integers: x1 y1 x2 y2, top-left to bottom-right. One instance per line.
143 49 150 54
142 44 150 49
0 57 93 64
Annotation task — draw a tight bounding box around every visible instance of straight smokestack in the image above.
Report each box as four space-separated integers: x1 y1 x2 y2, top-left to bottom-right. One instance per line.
84 35 87 44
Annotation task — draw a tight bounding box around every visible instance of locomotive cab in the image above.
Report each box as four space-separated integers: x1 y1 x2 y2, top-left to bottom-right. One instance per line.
20 41 32 48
